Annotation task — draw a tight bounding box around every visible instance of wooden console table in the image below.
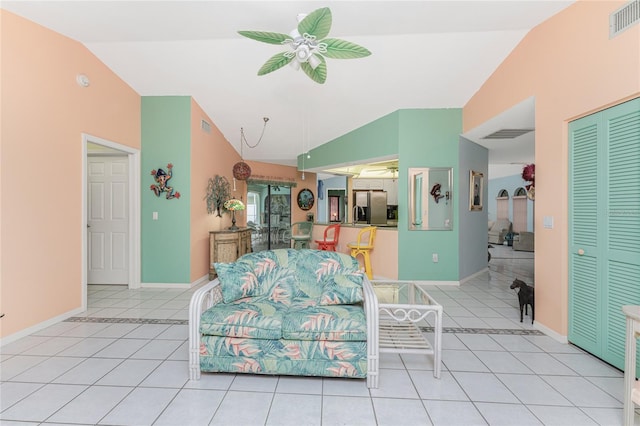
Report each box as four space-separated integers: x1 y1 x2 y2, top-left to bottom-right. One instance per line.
209 228 252 280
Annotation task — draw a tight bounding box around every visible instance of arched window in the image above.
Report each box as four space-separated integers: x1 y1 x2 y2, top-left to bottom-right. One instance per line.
512 187 528 232
496 189 509 219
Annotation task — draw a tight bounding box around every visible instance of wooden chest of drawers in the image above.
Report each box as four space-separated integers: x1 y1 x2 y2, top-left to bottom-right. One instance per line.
209 228 252 280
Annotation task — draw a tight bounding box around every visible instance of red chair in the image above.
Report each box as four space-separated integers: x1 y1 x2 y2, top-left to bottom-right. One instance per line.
315 223 341 251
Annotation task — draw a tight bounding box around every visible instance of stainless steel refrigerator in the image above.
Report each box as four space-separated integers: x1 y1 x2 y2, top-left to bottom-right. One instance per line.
355 190 388 225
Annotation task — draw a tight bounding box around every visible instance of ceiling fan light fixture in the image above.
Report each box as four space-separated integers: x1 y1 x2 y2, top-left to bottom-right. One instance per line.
238 7 371 84
296 44 311 61
308 54 321 69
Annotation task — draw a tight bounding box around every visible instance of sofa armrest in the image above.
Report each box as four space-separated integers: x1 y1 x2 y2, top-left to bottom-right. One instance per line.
362 276 379 388
188 279 223 380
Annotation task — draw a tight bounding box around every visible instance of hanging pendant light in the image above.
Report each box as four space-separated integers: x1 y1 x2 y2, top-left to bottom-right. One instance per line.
232 161 252 181
232 117 269 181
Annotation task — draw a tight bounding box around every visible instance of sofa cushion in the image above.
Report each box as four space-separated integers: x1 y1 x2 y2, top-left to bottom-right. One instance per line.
319 272 364 305
282 304 367 341
200 299 284 339
199 335 368 378
215 261 260 303
294 250 361 300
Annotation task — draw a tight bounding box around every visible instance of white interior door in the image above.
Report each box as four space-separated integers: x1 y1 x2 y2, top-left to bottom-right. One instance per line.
88 155 128 284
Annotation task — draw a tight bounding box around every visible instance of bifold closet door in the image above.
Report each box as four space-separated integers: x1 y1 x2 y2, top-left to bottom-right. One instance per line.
569 98 640 375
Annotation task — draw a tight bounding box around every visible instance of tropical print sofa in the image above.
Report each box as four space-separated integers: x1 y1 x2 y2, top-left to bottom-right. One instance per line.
189 249 379 388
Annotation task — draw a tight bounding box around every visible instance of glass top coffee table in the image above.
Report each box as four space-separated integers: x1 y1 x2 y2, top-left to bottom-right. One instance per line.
371 280 442 378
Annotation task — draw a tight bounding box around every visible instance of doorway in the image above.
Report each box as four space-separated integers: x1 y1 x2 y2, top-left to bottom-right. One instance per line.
327 189 346 222
82 134 140 310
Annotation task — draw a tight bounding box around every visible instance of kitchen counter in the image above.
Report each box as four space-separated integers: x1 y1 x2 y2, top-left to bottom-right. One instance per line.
315 222 398 228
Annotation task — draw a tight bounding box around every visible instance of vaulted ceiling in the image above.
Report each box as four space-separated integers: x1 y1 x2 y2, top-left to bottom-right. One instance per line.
2 1 573 172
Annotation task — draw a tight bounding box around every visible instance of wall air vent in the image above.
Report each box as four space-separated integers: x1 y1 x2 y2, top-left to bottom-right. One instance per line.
610 0 640 38
201 119 211 134
482 129 534 139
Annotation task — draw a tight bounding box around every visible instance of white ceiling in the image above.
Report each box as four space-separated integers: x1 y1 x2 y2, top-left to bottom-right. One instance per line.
2 1 571 172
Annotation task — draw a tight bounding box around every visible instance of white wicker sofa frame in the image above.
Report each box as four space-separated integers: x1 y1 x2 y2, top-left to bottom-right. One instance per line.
188 275 380 389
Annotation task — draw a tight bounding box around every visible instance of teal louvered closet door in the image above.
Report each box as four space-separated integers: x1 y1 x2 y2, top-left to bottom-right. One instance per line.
569 98 640 376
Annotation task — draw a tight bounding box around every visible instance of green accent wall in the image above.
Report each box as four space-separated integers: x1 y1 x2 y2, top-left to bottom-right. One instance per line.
397 109 462 281
299 112 400 169
141 97 192 284
303 108 463 281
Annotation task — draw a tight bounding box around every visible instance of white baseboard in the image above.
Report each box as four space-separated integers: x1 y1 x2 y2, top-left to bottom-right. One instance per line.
140 282 191 289
140 275 209 289
412 280 460 286
0 306 85 347
460 268 489 284
190 275 210 288
534 321 568 343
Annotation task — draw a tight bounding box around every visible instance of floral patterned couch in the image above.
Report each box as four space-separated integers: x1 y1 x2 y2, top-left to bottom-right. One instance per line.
188 249 379 388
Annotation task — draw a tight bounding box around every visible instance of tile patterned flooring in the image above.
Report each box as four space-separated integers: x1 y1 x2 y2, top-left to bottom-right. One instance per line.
1 245 638 425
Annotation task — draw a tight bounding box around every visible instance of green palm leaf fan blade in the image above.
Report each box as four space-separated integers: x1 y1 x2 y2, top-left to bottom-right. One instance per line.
301 55 327 84
322 38 372 59
258 52 295 76
297 7 332 39
237 30 291 45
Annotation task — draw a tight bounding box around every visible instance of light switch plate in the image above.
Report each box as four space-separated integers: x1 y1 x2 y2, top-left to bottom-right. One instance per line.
543 215 553 229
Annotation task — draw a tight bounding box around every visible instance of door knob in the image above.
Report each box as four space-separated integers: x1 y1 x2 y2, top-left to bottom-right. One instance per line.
577 249 585 256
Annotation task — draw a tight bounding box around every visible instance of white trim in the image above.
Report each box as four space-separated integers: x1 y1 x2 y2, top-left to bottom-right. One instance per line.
534 321 568 343
140 273 210 289
0 307 84 347
190 275 210 288
413 280 460 286
82 134 141 315
140 282 193 289
459 268 489 284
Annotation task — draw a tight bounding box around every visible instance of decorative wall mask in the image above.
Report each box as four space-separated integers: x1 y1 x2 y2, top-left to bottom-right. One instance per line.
150 163 180 199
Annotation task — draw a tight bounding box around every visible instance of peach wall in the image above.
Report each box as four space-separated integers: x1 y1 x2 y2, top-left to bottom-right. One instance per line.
0 11 141 338
463 0 640 337
312 225 399 280
189 99 243 282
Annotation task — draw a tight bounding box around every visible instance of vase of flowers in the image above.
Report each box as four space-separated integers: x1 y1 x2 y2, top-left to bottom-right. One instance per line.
224 198 245 230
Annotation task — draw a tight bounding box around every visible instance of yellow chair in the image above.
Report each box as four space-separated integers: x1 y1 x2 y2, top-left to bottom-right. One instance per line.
347 226 377 279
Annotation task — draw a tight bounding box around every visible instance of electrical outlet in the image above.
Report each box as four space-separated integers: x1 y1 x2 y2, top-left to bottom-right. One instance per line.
432 253 439 263
153 212 158 220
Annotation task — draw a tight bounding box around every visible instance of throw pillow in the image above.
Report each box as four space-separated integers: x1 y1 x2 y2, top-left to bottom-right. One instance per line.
319 272 364 305
214 262 260 303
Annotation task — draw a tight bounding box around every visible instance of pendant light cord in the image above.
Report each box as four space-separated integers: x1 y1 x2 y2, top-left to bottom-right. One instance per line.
240 117 270 158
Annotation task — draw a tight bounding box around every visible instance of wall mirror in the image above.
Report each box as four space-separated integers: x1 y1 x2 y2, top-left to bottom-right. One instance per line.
408 167 453 230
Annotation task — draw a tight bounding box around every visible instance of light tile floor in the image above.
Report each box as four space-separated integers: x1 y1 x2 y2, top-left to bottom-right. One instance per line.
1 245 639 425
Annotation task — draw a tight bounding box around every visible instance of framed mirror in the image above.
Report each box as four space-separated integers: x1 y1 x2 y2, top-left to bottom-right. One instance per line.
408 167 453 230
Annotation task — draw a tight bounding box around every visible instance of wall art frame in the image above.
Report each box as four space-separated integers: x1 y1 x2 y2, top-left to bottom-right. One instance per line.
469 170 484 211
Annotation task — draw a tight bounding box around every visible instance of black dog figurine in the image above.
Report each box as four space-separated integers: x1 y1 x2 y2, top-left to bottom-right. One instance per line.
510 278 534 323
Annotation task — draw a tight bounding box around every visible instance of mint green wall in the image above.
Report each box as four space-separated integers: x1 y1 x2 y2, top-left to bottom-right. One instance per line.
397 109 462 281
301 108 463 281
141 97 192 284
300 112 399 169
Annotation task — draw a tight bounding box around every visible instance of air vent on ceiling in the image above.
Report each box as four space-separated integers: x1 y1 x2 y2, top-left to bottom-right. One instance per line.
201 119 211 134
482 129 534 139
610 0 639 38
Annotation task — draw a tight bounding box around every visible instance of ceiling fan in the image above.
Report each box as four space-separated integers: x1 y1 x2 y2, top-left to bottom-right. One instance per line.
238 7 371 84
